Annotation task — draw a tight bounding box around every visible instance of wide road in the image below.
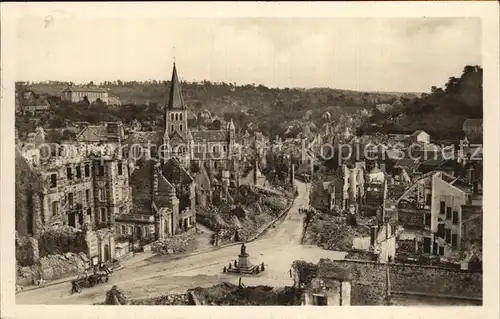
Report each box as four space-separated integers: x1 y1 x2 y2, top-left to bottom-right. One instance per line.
17 181 346 305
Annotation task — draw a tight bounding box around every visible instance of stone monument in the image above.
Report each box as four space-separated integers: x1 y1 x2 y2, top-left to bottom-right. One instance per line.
225 242 263 275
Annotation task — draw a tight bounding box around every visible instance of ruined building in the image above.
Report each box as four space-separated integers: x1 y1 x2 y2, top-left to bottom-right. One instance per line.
15 134 133 264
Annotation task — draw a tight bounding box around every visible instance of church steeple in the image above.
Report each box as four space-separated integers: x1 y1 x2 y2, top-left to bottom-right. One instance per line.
166 62 185 110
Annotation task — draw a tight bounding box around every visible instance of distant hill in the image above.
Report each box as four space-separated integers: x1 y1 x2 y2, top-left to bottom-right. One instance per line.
360 65 482 141
16 80 417 139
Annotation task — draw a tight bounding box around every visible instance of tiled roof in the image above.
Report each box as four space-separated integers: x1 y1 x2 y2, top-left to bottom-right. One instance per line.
411 130 426 137
63 86 107 93
394 159 419 171
124 131 162 144
463 118 482 127
76 123 123 142
191 130 228 142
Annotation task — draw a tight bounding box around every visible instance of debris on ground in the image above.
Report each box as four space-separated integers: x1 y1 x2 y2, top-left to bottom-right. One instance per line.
131 294 190 305
302 210 372 251
105 285 130 305
188 282 302 305
151 230 197 254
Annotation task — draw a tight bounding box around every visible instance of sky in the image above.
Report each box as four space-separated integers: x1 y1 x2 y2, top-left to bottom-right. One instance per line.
14 17 481 93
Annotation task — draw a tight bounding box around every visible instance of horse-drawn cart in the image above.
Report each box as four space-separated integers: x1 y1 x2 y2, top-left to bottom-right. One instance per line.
71 271 109 293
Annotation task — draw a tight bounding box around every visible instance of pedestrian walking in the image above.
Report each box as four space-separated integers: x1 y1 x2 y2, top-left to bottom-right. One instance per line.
223 266 227 273
289 268 292 278
228 263 232 270
238 277 242 287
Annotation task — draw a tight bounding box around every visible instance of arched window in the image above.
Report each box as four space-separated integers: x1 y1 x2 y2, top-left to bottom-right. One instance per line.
175 113 179 121
179 124 183 131
212 146 217 153
180 113 183 121
170 113 174 121
171 125 174 132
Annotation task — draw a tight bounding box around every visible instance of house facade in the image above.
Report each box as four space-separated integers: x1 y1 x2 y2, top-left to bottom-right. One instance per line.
61 86 109 104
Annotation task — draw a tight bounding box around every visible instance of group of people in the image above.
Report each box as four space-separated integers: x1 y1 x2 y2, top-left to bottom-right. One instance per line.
222 261 265 274
298 208 313 214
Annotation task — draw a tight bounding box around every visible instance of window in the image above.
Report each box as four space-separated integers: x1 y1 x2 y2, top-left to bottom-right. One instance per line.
438 246 444 256
84 164 90 177
98 164 105 176
85 189 90 203
119 206 124 214
50 174 57 188
437 224 445 237
175 113 178 121
171 125 174 132
451 234 458 248
121 225 126 234
223 145 227 152
87 208 92 215
68 212 75 227
170 113 174 121
98 189 105 201
424 213 431 227
423 237 431 254
118 161 123 175
446 207 452 220
52 201 58 216
67 167 73 179
76 166 82 178
180 113 183 121
144 227 150 238
452 211 459 225
440 201 445 214
426 194 432 206
445 229 451 243
179 124 183 131
100 208 107 222
68 192 74 207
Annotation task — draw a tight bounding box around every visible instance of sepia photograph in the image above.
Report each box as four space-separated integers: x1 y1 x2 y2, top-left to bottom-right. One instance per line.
1 2 499 319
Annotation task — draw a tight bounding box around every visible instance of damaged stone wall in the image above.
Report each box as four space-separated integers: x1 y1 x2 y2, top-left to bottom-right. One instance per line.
16 233 40 266
38 226 88 258
325 259 482 305
17 252 89 286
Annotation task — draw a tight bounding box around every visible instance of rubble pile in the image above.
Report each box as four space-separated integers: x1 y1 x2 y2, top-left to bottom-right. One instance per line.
17 252 89 285
151 230 197 254
198 185 291 244
38 226 87 257
131 294 190 305
189 282 301 305
302 211 371 251
105 285 130 305
16 233 39 266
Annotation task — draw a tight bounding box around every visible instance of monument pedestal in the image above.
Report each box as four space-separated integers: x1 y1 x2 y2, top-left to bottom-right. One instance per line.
237 253 254 273
226 244 265 275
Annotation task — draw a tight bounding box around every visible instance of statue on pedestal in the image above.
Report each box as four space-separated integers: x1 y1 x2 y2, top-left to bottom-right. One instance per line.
240 243 247 255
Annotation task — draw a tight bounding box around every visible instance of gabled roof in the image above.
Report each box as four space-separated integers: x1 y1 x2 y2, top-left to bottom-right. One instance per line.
411 130 427 137
124 131 162 144
75 123 123 142
166 63 185 110
463 118 482 127
191 130 228 142
63 86 107 93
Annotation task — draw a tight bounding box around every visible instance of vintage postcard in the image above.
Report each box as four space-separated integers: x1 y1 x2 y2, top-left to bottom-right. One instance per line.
1 2 499 319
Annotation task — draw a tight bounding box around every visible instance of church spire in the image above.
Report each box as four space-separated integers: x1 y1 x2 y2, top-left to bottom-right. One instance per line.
166 62 185 110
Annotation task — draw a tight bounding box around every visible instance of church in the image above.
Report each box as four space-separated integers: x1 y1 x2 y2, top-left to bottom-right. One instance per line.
159 62 238 173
